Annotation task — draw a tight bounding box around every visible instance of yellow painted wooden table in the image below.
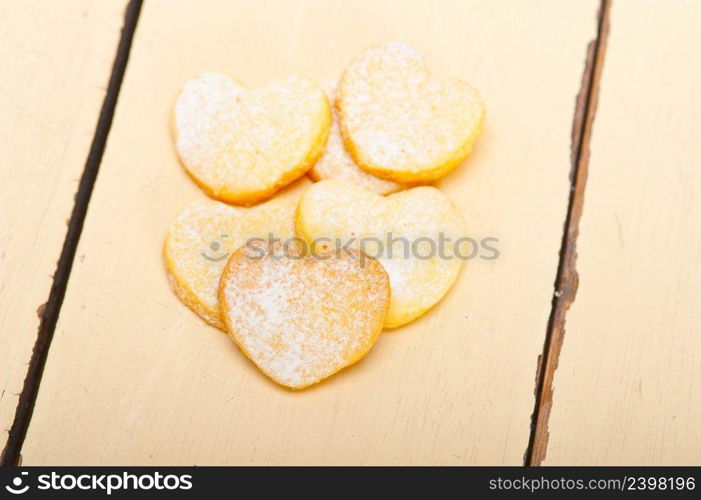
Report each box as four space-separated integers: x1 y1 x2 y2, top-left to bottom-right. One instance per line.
1 0 699 465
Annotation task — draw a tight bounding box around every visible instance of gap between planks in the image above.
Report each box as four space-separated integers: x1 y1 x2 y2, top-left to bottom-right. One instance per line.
0 0 144 467
525 0 611 466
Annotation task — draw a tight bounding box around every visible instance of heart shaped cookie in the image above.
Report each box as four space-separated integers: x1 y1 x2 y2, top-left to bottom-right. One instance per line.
338 42 485 183
173 73 331 205
296 180 466 328
308 81 407 195
164 196 297 330
219 244 390 389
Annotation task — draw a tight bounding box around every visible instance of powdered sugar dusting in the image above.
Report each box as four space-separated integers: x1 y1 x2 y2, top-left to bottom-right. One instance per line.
309 80 405 195
221 245 389 389
164 197 297 329
297 180 465 327
173 73 329 202
338 42 484 175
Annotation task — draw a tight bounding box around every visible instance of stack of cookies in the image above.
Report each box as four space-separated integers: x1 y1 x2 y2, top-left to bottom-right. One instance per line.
164 42 485 389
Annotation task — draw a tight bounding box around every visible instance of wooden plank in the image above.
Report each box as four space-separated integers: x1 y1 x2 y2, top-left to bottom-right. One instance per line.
543 0 701 465
21 0 599 464
0 0 128 454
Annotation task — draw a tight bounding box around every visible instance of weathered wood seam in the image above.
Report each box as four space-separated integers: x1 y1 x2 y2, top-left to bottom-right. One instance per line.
0 0 144 466
525 0 611 466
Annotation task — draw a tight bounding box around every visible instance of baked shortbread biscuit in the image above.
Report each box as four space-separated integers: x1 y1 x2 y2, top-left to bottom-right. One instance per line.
308 81 406 195
164 196 297 330
338 42 485 183
219 244 390 389
296 180 465 328
173 73 331 205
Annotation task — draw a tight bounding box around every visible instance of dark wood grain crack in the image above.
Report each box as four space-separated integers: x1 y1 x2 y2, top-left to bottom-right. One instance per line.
0 0 143 466
524 0 611 466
